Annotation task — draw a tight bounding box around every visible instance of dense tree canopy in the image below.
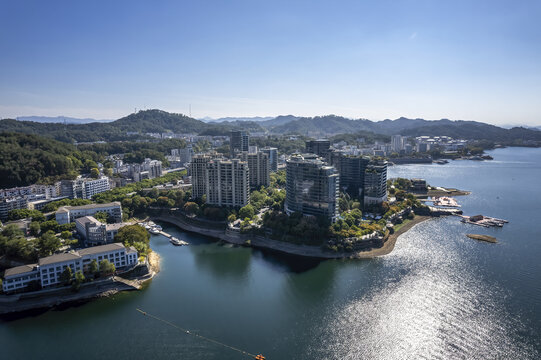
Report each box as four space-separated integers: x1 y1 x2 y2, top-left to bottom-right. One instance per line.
115 224 150 256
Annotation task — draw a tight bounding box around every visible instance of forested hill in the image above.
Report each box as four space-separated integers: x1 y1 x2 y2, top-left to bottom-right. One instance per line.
0 133 83 187
0 109 265 143
0 132 193 188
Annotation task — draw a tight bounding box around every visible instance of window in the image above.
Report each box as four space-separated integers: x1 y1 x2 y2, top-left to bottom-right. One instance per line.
49 268 54 272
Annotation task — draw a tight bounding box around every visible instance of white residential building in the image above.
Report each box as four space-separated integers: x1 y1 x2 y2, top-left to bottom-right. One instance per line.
2 243 138 293
1 264 40 293
0 197 28 220
75 216 127 246
391 135 405 153
83 177 111 199
56 202 122 225
206 159 250 207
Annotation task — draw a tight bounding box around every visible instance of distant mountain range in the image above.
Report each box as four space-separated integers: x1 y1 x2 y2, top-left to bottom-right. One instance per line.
2 109 540 145
16 116 113 124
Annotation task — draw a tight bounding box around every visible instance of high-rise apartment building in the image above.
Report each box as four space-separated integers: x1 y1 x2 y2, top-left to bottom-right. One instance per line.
391 135 405 153
240 151 270 188
305 139 331 161
285 154 339 221
261 147 278 172
179 145 194 164
364 160 388 206
189 154 213 199
331 152 370 198
230 130 249 155
206 159 250 207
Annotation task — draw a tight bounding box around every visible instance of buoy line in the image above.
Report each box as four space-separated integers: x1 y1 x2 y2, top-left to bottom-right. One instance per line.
135 308 265 359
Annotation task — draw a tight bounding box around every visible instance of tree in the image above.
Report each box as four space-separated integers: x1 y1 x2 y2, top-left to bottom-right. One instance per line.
40 220 60 233
89 259 99 278
239 204 255 220
90 167 100 179
60 267 73 285
157 196 174 207
29 221 41 237
183 202 199 216
99 259 115 276
38 231 61 257
60 230 72 240
115 224 150 255
1 224 24 238
8 209 45 222
94 211 108 223
228 214 237 223
72 271 85 291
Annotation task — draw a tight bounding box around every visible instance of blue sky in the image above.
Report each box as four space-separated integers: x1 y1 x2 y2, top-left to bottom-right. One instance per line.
1 0 540 125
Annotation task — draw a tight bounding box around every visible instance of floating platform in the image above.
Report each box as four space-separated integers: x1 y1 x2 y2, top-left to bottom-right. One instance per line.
460 215 508 228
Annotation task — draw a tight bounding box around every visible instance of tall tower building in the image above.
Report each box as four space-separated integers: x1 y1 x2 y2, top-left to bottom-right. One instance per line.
391 135 404 153
331 152 370 198
285 154 339 221
189 155 213 199
244 151 270 188
364 160 388 207
230 130 249 156
261 147 278 172
206 159 250 207
305 139 331 161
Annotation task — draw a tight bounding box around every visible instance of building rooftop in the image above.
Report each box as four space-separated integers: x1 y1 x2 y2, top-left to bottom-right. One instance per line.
75 216 101 226
4 264 38 277
78 243 126 256
39 252 81 266
105 223 126 231
59 202 121 212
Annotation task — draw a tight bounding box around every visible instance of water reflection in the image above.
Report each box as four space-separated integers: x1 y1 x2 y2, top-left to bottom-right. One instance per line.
190 244 252 280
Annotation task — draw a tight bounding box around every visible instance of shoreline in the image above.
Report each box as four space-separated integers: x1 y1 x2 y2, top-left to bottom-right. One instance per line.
152 213 433 260
353 215 431 258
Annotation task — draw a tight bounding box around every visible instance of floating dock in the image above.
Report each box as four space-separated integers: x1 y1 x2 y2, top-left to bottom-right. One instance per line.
459 215 508 228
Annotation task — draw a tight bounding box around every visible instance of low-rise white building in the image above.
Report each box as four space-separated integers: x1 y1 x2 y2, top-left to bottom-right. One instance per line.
1 264 40 293
3 243 138 292
75 216 127 246
56 202 122 225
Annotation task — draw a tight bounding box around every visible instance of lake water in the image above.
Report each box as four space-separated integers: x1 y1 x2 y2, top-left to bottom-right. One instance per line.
1 147 540 359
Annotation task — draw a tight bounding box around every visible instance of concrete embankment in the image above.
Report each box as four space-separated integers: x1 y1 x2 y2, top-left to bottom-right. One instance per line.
153 214 429 260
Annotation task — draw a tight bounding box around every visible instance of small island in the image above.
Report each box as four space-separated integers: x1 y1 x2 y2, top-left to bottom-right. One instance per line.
466 234 497 243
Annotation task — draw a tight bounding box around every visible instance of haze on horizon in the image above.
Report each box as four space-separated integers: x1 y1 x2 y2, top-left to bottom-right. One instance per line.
1 0 540 126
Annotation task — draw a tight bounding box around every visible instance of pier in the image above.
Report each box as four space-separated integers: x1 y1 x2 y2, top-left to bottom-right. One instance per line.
139 221 189 246
424 196 461 207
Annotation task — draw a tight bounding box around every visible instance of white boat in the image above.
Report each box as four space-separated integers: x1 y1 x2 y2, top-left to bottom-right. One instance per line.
149 227 160 235
154 225 163 231
169 237 186 246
